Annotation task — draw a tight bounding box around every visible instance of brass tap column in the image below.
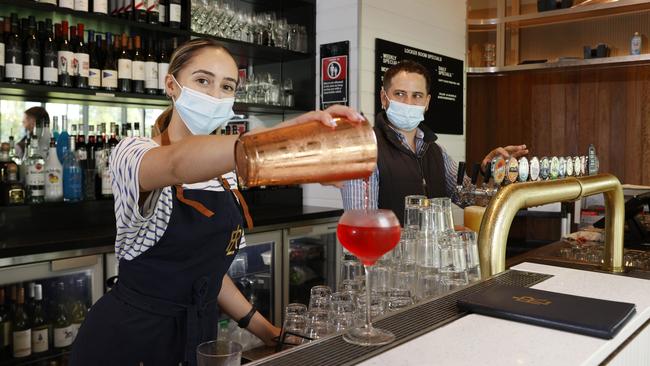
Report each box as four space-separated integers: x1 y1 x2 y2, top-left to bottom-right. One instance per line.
478 173 625 278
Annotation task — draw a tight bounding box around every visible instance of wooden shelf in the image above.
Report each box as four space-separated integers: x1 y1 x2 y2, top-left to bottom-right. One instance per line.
0 0 190 37
467 53 650 73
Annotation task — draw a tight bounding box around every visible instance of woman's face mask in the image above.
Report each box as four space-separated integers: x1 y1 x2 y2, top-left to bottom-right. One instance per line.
171 75 235 135
385 97 426 131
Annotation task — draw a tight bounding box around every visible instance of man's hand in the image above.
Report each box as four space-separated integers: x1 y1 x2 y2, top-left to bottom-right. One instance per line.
481 144 529 172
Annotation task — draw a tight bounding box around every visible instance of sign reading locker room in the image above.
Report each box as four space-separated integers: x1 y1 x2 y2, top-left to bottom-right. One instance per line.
375 38 464 135
320 41 349 109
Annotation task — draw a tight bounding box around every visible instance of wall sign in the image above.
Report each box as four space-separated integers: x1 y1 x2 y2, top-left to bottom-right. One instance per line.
320 41 349 109
375 38 464 135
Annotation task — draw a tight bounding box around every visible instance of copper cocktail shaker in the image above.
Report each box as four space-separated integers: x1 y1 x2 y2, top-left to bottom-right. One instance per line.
235 118 377 188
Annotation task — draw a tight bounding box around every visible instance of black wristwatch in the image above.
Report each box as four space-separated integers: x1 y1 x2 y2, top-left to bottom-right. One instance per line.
237 304 257 329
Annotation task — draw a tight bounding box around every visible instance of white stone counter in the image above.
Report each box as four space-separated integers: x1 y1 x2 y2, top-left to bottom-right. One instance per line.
359 263 650 366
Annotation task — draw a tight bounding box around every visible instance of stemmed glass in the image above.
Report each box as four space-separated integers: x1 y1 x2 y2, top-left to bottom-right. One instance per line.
336 209 401 346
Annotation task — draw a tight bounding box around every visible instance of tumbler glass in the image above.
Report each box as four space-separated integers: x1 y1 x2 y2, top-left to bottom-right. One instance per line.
197 340 242 366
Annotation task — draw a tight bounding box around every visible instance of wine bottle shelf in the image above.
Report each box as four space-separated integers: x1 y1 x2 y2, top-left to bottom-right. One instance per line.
190 32 310 63
0 0 190 38
0 349 70 366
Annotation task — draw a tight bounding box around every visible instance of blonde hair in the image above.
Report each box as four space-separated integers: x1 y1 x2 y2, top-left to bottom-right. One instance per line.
153 38 235 136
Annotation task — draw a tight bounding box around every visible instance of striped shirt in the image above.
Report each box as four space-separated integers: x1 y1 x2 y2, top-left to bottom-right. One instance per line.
110 137 245 261
340 127 470 210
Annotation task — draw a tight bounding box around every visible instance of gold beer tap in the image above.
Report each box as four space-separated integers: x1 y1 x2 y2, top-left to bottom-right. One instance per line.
477 173 625 278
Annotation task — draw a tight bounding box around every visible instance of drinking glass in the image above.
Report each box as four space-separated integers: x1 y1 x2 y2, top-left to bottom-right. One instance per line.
282 314 307 345
339 259 364 292
387 289 413 311
336 209 401 346
309 285 332 311
305 309 332 339
284 303 308 318
458 231 481 282
439 233 469 290
196 340 242 366
404 195 428 231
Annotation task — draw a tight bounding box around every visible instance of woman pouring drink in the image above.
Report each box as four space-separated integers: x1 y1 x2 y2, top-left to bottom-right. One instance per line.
70 38 365 366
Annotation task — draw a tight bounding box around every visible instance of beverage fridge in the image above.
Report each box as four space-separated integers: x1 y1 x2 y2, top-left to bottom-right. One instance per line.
0 253 105 366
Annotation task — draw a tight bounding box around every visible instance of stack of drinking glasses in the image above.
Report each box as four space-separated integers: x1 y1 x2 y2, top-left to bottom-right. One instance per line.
236 72 294 107
191 0 309 53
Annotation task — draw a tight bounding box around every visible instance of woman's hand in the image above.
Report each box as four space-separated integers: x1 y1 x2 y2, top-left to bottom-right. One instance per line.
284 104 365 128
481 144 529 172
264 326 282 347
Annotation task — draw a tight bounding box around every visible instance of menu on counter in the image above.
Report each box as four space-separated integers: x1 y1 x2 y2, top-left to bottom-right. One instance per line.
375 38 464 135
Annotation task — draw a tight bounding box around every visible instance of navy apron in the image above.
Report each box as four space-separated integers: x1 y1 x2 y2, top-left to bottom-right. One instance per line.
70 132 254 366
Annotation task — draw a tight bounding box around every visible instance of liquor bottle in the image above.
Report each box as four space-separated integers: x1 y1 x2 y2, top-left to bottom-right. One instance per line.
44 138 63 202
144 38 158 94
158 0 167 24
63 137 83 202
0 143 19 206
12 287 31 358
70 279 87 342
133 122 141 137
56 116 70 162
102 33 118 91
146 0 159 24
101 147 112 199
58 21 74 87
8 285 16 314
39 118 52 158
26 137 46 204
5 140 25 206
74 0 89 12
42 19 58 86
0 288 11 359
5 14 23 83
88 31 100 89
74 24 90 89
108 123 119 147
31 284 49 354
53 282 73 350
85 127 97 200
117 34 132 93
158 39 169 95
23 16 41 85
94 0 108 13
59 0 74 10
168 0 181 29
25 283 35 317
132 35 145 94
76 128 88 170
0 19 5 81
135 0 146 22
52 116 60 141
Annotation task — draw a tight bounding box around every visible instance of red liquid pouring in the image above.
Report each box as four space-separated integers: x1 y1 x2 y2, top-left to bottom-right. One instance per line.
337 223 401 266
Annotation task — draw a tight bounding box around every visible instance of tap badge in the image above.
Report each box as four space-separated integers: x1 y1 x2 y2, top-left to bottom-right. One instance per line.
507 157 519 184
565 156 574 177
518 157 529 182
573 156 581 176
549 157 560 180
540 157 550 180
558 157 566 179
529 157 540 181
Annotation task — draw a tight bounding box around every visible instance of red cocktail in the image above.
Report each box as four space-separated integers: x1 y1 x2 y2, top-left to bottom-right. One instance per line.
336 209 401 346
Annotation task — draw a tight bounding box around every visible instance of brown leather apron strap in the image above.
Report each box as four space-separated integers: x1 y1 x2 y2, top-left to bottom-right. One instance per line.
220 178 254 230
161 130 215 218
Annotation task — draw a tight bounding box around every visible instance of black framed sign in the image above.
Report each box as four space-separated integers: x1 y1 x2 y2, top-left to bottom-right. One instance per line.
320 41 349 109
375 38 464 135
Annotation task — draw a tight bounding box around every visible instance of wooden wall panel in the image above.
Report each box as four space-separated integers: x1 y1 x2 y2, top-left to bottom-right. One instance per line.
467 62 650 185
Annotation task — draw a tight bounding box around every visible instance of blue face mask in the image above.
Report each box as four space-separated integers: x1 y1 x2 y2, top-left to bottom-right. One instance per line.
385 98 426 131
172 76 235 135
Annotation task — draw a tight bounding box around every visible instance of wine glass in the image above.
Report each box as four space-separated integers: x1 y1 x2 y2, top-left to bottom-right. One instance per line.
336 209 401 346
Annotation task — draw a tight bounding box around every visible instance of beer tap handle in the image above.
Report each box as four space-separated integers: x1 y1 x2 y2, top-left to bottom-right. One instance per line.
470 163 481 186
457 161 466 186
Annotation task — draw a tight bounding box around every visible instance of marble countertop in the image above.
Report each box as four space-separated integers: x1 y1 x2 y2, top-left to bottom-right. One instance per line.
359 262 650 366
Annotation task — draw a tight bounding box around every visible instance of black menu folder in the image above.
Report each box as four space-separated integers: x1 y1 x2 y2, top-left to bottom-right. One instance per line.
457 284 636 339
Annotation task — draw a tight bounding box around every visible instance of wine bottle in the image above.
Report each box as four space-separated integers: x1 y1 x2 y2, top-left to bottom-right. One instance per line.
53 282 73 350
74 23 90 88
31 284 49 354
69 25 78 86
76 127 88 170
5 13 23 83
42 19 58 86
134 0 146 22
146 0 159 24
58 21 74 87
132 35 145 94
12 287 31 358
74 0 89 12
145 38 158 95
23 16 41 85
158 0 167 24
101 33 118 91
118 34 132 93
124 0 133 20
0 288 11 359
157 39 169 95
88 31 101 89
0 20 6 81
93 0 108 14
59 0 74 9
168 0 181 29
110 0 118 17
70 279 87 343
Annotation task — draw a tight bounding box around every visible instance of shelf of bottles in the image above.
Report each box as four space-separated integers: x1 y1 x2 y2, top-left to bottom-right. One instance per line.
0 0 315 111
0 275 91 366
